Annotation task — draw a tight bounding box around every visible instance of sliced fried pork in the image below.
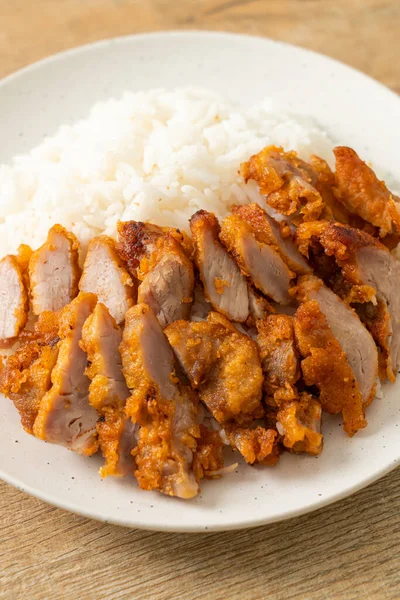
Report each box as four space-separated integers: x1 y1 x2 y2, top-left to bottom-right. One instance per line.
226 426 280 466
190 210 249 322
296 221 400 380
117 221 194 327
0 253 30 340
120 303 200 499
334 146 400 239
0 311 59 432
81 302 135 477
256 314 322 455
29 224 80 314
232 203 311 274
241 145 346 224
117 221 165 273
166 313 280 464
294 274 378 410
33 293 99 454
256 315 300 406
219 213 294 305
165 312 263 424
294 298 366 436
79 236 136 324
276 393 323 455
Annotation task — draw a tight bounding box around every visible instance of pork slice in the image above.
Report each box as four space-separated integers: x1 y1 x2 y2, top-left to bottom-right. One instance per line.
33 293 98 454
120 304 200 499
256 314 300 406
81 302 135 476
79 235 136 324
296 221 400 380
138 240 194 328
29 224 80 314
294 299 367 436
190 210 249 322
0 254 29 339
220 213 294 305
295 275 378 406
232 203 311 274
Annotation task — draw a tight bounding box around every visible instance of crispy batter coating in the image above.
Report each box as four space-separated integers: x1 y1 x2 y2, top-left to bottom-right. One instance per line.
227 426 280 466
0 312 59 432
334 146 400 238
165 312 264 424
117 222 194 327
295 221 394 380
294 300 366 436
256 315 300 407
120 304 200 498
117 221 193 277
33 293 99 455
276 393 323 455
232 203 311 274
192 425 225 480
81 303 134 477
29 224 81 314
219 213 294 305
241 145 338 224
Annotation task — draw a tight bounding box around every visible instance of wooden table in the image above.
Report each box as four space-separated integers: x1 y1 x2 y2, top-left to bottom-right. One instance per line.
1 2 399 598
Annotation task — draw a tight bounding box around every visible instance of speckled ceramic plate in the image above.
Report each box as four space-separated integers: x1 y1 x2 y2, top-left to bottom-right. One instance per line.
0 31 399 532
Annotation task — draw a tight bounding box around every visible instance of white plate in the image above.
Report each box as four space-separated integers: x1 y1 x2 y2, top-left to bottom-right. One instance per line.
1 31 400 532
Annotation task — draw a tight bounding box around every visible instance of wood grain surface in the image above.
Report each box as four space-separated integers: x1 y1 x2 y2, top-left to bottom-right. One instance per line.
1 1 399 599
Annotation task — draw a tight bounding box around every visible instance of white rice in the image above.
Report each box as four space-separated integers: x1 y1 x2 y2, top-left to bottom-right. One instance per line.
0 88 335 256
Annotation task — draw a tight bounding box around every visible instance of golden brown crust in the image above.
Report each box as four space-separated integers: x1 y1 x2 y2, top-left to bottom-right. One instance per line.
218 214 255 278
80 303 133 476
295 223 392 379
0 312 60 433
241 145 326 223
226 426 280 466
33 293 99 456
120 304 200 498
96 412 129 478
192 425 225 480
232 203 309 274
256 315 300 407
232 203 279 250
334 146 400 237
294 300 366 436
117 221 193 278
276 393 323 455
165 312 263 424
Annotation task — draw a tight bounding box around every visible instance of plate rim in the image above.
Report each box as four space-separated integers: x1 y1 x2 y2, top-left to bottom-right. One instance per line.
0 29 399 532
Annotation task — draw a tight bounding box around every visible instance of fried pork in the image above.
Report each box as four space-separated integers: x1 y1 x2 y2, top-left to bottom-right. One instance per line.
79 235 136 324
190 210 249 322
29 224 80 314
33 293 99 454
220 213 295 305
81 302 135 477
120 303 200 499
117 221 194 327
0 311 59 432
